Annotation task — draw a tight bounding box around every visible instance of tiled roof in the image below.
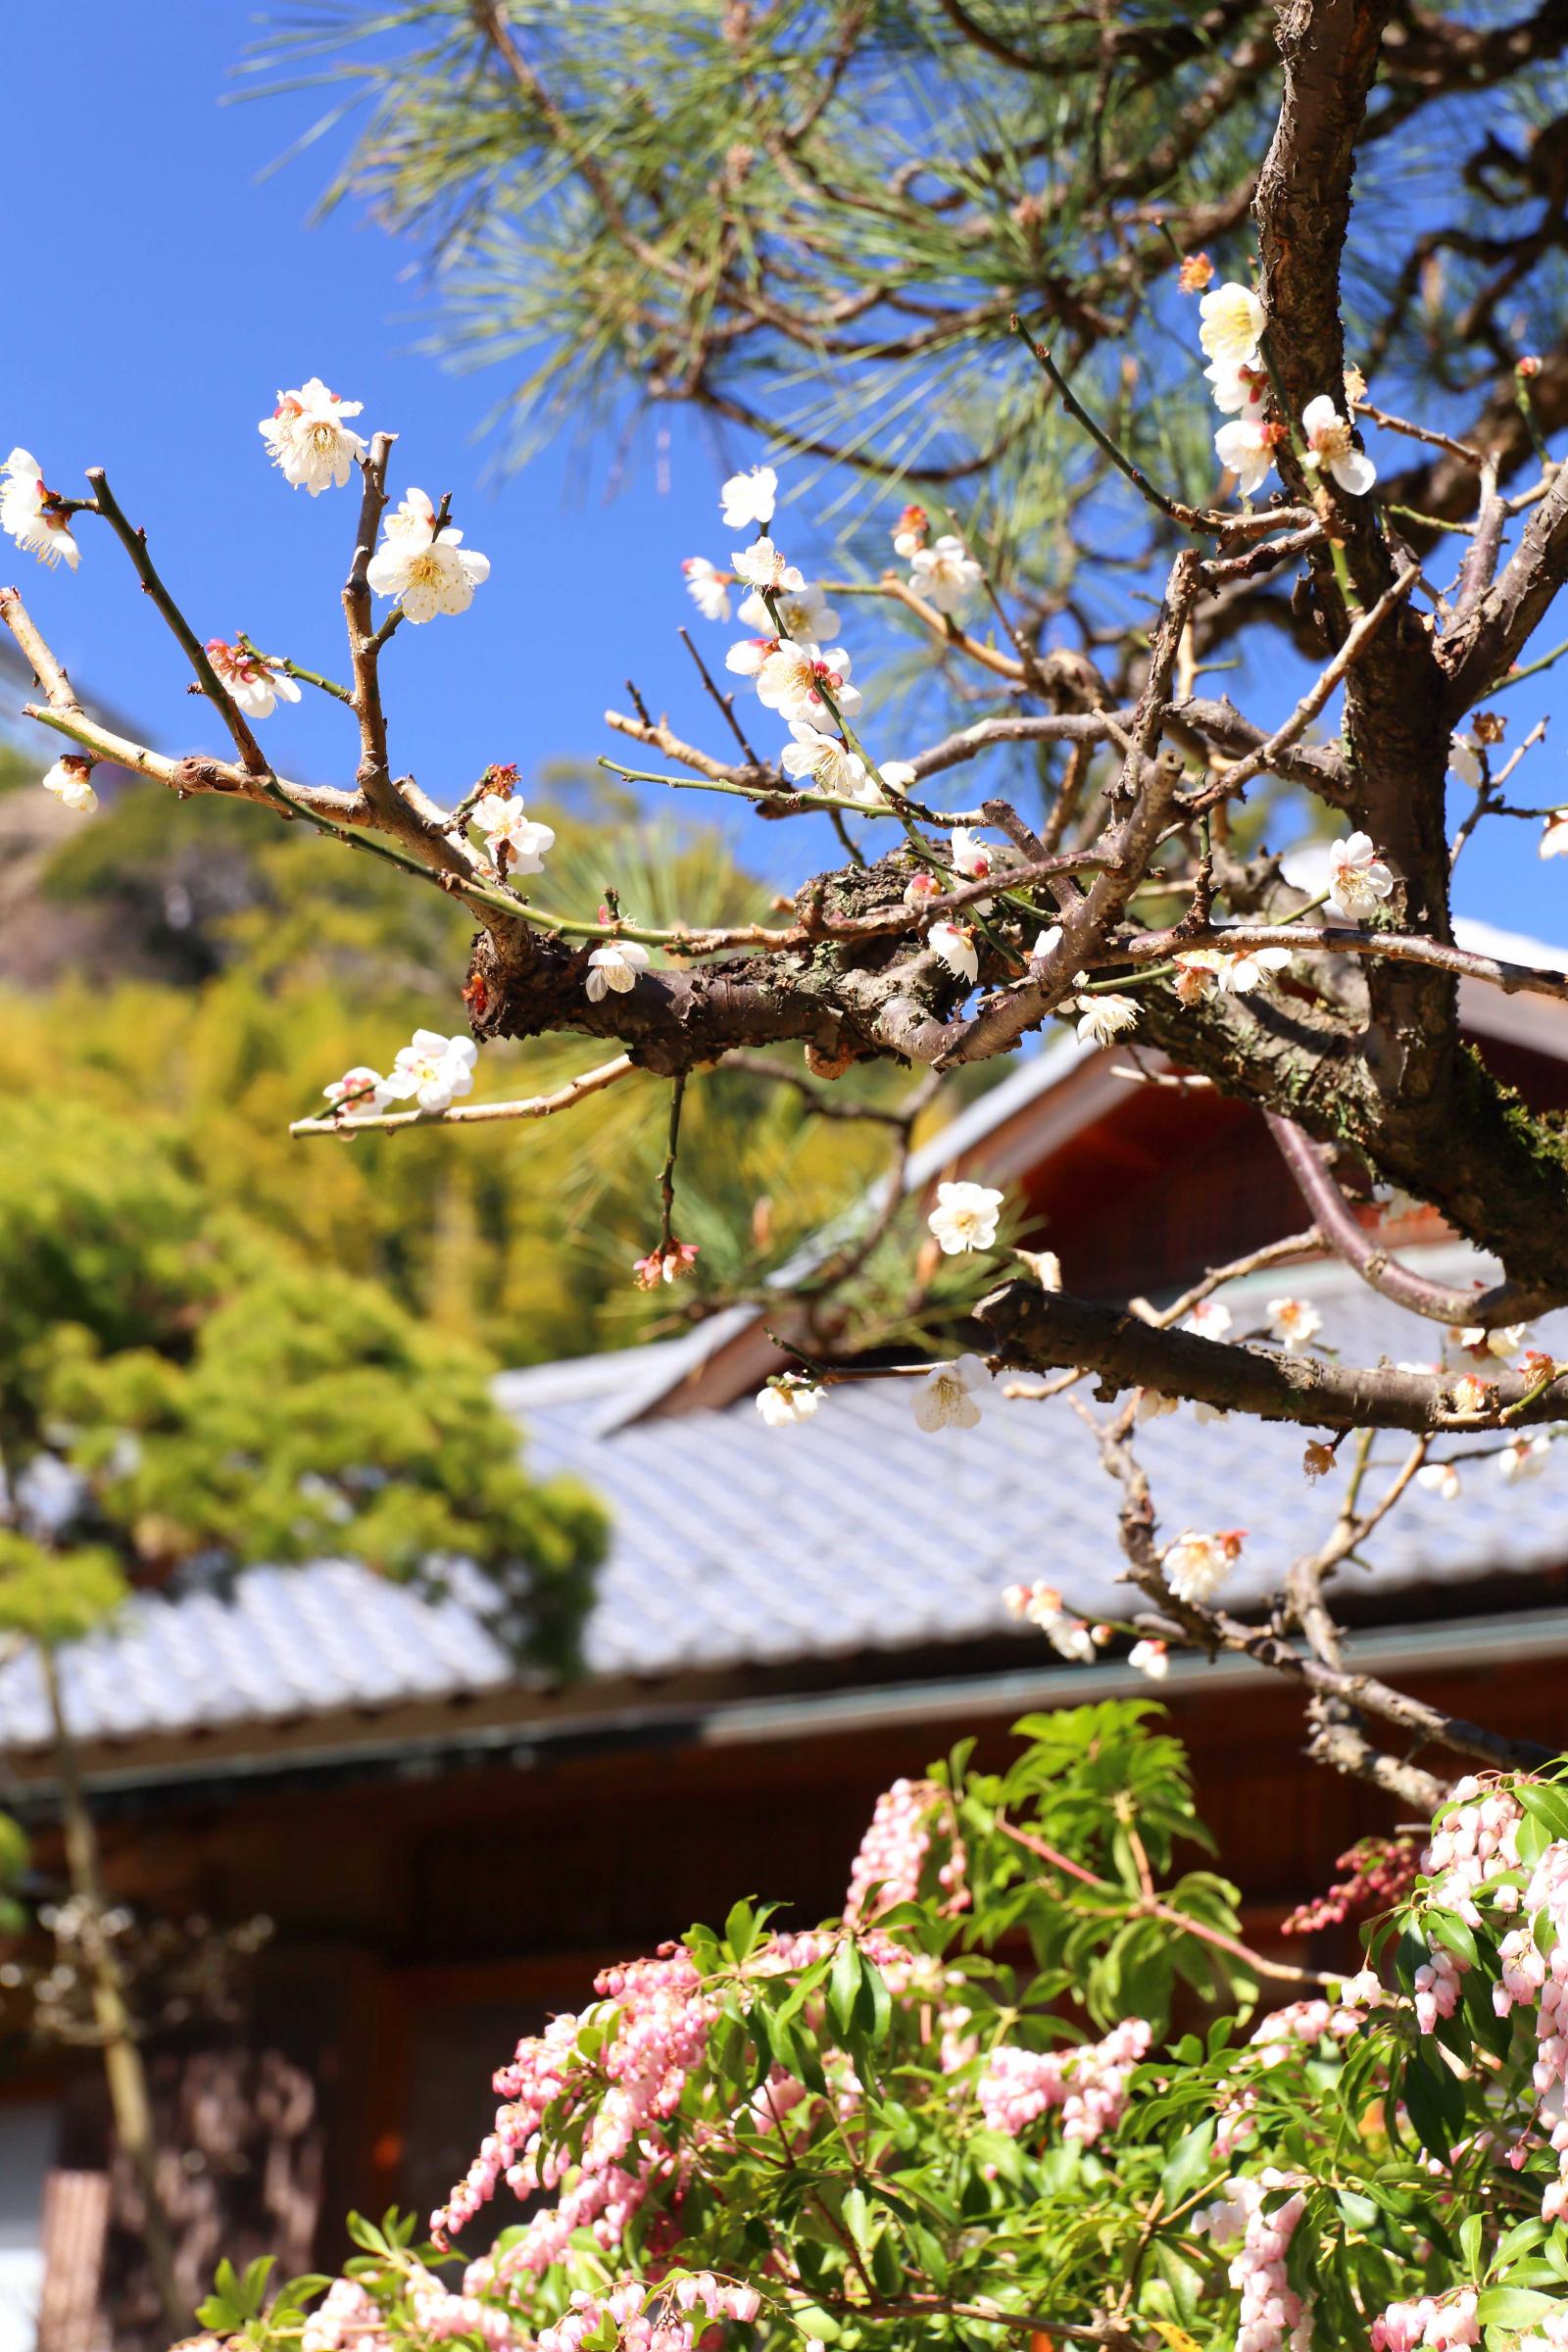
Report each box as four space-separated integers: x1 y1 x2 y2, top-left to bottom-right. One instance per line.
4 1250 1566 1757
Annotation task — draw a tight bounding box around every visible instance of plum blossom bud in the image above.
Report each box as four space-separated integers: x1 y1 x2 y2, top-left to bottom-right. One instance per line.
904 868 942 908
892 503 929 557
1178 252 1215 293
1540 810 1568 859
1129 1638 1169 1680
928 1180 1004 1255
1519 354 1543 378
1417 1459 1461 1501
878 760 917 796
1448 1372 1494 1416
1015 1247 1061 1290
323 1066 393 1118
41 756 97 812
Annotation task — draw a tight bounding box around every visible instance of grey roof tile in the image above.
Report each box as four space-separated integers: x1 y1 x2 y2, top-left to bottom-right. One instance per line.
3 1250 1565 1755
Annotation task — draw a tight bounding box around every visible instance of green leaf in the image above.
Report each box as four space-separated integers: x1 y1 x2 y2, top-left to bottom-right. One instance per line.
829 1939 862 2038
726 1899 760 1964
1159 2116 1215 2209
1477 2289 1563 2328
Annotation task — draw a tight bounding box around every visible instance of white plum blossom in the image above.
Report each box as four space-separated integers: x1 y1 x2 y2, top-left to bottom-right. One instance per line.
386 1029 478 1113
366 489 490 622
1447 732 1485 790
1172 944 1291 1002
1198 281 1266 370
1268 1297 1323 1348
1032 924 1064 960
1541 810 1568 859
928 1180 1004 1255
1187 1297 1233 1340
950 827 1004 910
1300 395 1377 497
1137 1387 1180 1421
585 941 651 1002
257 378 366 495
719 466 777 530
909 533 982 613
1075 991 1140 1047
1453 1320 1529 1359
731 537 804 594
1214 415 1276 499
205 638 303 721
2 449 81 568
1205 357 1269 415
878 760 918 796
1498 1435 1551 1483
1129 1638 1170 1681
755 641 860 724
756 1379 824 1428
779 722 876 802
470 793 555 875
681 558 731 622
1004 1582 1097 1662
323 1066 394 1118
1327 830 1395 919
724 637 771 679
41 756 97 812
929 920 979 985
739 580 839 642
1163 1528 1245 1605
913 1353 992 1433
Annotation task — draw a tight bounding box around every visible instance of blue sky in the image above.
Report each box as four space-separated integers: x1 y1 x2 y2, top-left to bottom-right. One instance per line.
7 1 1567 943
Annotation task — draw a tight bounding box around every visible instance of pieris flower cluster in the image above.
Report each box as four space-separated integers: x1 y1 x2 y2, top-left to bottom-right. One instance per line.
977 2017 1151 2145
302 2278 392 2352
1195 2171 1312 2352
843 1778 935 1923
1373 2292 1481 2352
432 1945 716 2264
